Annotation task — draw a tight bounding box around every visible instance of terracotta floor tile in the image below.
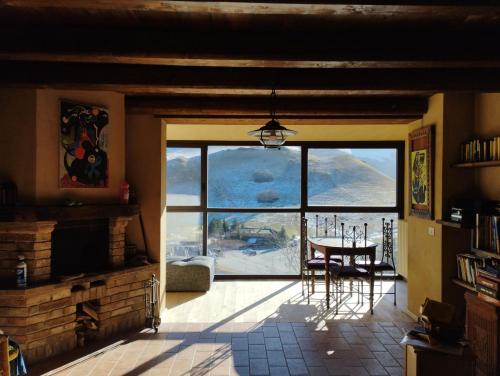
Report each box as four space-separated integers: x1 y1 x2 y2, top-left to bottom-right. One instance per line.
248 333 265 345
269 366 290 376
249 345 267 359
264 338 282 351
266 351 287 367
232 366 250 376
372 352 398 368
249 358 270 375
30 281 413 376
383 367 402 376
232 350 250 367
359 359 388 376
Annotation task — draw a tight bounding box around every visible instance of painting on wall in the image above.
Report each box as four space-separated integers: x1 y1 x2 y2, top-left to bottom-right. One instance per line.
59 101 109 188
409 125 434 218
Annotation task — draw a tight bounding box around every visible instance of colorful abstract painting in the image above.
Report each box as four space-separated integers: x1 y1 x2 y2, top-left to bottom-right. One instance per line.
408 125 433 219
411 149 428 206
59 101 109 188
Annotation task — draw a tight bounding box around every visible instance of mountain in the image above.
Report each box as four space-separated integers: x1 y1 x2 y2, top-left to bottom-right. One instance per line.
167 147 396 208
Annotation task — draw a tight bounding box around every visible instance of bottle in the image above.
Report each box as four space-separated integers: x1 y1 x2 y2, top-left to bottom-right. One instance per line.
120 180 130 204
16 255 27 287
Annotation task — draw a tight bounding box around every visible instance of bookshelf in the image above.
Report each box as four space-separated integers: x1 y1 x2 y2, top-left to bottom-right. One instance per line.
451 277 476 292
472 248 500 261
436 219 472 229
452 160 500 168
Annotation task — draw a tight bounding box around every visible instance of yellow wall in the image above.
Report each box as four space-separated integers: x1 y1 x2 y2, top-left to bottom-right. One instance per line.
0 89 37 202
126 114 167 309
0 89 125 204
475 94 500 200
406 94 444 314
167 123 409 141
35 89 125 204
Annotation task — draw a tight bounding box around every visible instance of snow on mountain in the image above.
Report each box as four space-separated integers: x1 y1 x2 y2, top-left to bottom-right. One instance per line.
167 146 396 208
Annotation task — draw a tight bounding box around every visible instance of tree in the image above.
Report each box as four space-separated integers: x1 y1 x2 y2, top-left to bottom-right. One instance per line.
208 218 223 237
277 225 288 245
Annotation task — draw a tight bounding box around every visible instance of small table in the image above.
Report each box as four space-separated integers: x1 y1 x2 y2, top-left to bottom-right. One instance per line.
308 237 377 313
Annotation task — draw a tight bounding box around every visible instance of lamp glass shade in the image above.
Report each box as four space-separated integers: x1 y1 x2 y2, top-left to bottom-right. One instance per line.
248 119 297 149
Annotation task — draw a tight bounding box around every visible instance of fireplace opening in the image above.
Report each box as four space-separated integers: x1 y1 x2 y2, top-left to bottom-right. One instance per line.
51 219 109 277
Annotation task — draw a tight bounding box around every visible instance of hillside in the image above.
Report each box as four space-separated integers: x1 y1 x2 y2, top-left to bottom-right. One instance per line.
167 147 396 208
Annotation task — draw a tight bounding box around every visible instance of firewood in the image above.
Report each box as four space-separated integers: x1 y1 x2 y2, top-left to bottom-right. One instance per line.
82 303 98 321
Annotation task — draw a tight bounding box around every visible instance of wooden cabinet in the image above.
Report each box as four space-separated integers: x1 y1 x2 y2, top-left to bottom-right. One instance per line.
404 344 475 376
465 292 500 376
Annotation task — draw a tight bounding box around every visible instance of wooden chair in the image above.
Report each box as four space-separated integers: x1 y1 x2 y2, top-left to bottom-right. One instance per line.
0 333 19 376
301 217 339 304
313 214 343 263
329 223 371 314
355 218 397 305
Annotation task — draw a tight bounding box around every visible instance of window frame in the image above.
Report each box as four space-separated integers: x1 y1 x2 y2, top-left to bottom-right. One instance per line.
166 140 405 279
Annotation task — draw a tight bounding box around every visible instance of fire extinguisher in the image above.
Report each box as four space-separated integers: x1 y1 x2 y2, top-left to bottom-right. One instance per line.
120 180 130 204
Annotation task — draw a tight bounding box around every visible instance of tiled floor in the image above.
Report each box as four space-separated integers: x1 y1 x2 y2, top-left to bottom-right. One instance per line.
32 280 413 376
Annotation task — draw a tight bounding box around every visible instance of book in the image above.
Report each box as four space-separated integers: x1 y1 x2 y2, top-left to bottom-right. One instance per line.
456 253 479 285
476 274 499 291
477 266 500 279
478 292 500 307
475 214 500 254
460 136 500 162
476 283 500 299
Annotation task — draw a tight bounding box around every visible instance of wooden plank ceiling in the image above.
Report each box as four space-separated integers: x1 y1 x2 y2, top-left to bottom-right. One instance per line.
2 1 500 124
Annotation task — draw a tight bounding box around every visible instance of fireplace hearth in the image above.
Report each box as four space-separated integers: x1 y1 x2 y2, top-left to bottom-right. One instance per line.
0 204 160 365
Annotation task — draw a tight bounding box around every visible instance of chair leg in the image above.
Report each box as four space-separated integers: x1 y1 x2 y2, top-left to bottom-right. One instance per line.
335 277 339 315
357 280 360 304
301 270 304 297
361 280 364 304
393 272 397 306
311 270 315 294
306 270 311 304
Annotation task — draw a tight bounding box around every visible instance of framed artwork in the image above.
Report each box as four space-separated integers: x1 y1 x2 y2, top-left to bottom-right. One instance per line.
409 125 434 219
59 101 109 188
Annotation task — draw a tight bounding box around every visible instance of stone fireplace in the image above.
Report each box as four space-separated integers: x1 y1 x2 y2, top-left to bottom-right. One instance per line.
0 205 159 364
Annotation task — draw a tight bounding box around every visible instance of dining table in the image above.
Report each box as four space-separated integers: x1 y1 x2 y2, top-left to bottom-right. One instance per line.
308 237 377 314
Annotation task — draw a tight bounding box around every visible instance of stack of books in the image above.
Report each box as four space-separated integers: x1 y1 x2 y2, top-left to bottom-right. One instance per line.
460 137 500 162
476 266 500 306
456 253 479 286
475 214 500 254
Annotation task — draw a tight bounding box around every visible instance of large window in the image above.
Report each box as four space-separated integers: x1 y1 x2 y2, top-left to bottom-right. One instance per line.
308 148 397 207
208 146 301 209
166 142 403 278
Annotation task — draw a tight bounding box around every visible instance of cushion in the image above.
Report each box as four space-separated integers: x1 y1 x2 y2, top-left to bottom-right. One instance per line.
307 258 340 270
166 256 215 292
329 264 369 277
354 260 394 271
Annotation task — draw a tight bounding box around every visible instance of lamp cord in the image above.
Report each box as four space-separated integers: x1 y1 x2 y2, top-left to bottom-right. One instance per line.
270 88 277 120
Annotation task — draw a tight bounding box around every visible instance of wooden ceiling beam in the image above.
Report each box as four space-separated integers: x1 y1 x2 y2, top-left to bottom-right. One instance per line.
125 96 428 117
162 117 419 125
2 62 500 92
1 1 499 15
2 28 500 69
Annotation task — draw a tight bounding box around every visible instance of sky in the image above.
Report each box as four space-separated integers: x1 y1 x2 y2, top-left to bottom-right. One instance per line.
167 146 396 162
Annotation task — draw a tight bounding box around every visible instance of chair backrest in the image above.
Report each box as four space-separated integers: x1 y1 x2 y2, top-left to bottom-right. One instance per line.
314 214 338 237
340 222 368 248
382 218 395 265
301 217 309 266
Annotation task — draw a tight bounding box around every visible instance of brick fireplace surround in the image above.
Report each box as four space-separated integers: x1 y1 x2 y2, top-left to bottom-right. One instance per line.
0 205 159 365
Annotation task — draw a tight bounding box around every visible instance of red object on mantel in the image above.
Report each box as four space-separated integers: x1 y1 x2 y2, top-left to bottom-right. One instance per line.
120 180 130 204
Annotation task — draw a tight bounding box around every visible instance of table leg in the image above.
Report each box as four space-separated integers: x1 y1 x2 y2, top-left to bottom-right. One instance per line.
311 270 315 294
369 252 375 315
325 250 330 309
